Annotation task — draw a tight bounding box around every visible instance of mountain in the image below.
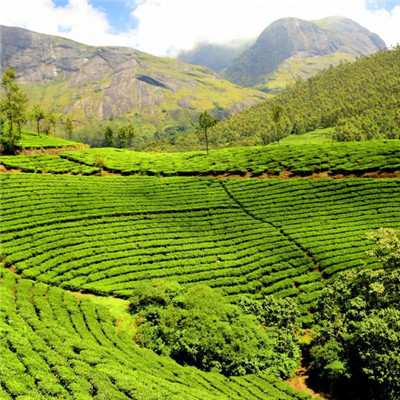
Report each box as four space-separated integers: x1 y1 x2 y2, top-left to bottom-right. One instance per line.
225 17 385 92
176 17 385 93
0 25 266 145
211 46 400 146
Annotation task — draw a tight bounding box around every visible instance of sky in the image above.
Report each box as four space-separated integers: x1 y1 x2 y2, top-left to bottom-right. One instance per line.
0 0 399 56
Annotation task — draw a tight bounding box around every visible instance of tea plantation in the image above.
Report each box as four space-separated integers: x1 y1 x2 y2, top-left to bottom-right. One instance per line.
61 140 400 176
1 141 400 399
1 268 309 400
0 154 99 174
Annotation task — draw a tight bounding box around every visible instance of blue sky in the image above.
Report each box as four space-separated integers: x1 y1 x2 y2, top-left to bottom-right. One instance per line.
53 0 140 33
1 0 400 56
366 0 400 11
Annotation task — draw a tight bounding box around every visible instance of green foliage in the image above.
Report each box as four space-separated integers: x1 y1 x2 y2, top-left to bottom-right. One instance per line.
0 66 29 151
211 46 400 146
117 123 136 148
65 117 73 139
104 126 114 147
29 104 46 137
366 227 400 269
310 266 400 399
131 281 300 377
46 109 61 135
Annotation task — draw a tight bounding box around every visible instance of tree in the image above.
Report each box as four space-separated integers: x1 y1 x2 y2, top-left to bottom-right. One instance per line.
65 117 73 139
130 280 300 377
104 126 114 147
29 104 46 137
196 111 218 156
46 109 61 136
0 67 28 147
117 124 136 148
366 227 400 269
309 229 400 400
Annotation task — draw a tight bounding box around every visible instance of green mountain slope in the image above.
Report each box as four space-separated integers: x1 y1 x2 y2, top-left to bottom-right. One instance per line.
0 25 266 145
210 46 400 147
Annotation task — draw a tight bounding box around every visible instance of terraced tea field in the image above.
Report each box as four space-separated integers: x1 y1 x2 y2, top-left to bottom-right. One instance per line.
61 140 400 176
1 268 309 400
18 130 84 149
0 154 99 174
1 138 399 399
2 174 399 321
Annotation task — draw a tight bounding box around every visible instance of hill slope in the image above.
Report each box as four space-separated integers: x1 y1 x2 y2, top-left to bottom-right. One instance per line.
211 46 400 147
0 25 266 144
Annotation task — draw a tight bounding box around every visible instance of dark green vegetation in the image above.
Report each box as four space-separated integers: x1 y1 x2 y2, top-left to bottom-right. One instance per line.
61 140 400 176
130 281 301 377
310 267 400 400
0 154 99 174
0 267 311 400
211 47 400 147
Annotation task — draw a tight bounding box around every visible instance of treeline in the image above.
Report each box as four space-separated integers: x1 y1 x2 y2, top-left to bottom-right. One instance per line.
210 46 400 146
0 67 73 152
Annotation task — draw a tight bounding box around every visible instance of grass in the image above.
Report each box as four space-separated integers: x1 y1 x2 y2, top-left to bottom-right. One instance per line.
67 291 136 335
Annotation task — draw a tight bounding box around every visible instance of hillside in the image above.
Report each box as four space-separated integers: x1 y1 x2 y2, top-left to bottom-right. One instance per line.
210 46 400 147
58 140 400 176
0 25 266 145
178 17 385 93
1 135 399 398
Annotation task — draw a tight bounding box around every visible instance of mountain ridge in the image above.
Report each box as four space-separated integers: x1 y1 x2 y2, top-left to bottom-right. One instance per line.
0 24 266 144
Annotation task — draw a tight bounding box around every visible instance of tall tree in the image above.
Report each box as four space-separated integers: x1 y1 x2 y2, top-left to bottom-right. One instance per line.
29 104 46 137
196 111 218 156
65 117 73 139
104 126 114 147
117 124 136 148
0 67 28 146
47 109 61 136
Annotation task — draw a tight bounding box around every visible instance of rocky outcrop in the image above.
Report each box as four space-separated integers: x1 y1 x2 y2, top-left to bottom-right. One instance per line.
0 25 264 126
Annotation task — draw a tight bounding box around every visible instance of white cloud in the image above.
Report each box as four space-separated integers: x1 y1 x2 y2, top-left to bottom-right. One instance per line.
0 0 399 56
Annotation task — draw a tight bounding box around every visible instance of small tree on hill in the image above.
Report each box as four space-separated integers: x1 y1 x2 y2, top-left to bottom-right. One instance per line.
47 109 61 136
65 117 73 139
0 66 29 148
196 111 218 156
104 126 114 147
117 124 136 148
29 104 46 137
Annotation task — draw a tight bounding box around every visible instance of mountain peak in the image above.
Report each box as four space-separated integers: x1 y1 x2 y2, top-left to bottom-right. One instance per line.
225 16 385 90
